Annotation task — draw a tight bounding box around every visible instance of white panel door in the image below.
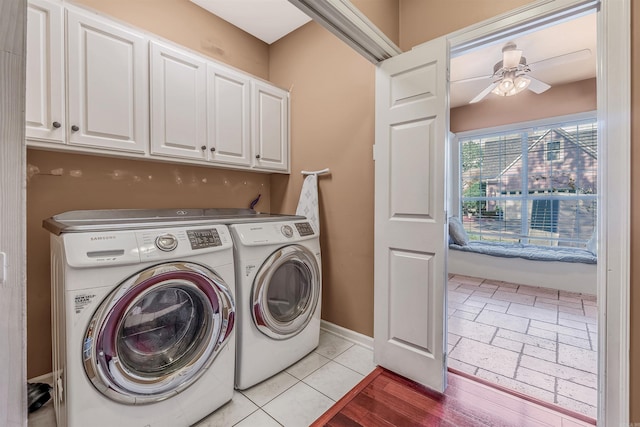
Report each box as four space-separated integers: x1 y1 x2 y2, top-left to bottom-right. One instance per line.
374 36 449 392
25 0 64 143
252 81 289 172
207 64 251 166
66 9 148 153
150 41 207 160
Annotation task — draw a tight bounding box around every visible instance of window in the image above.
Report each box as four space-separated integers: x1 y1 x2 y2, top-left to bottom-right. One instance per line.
458 115 597 248
546 140 561 161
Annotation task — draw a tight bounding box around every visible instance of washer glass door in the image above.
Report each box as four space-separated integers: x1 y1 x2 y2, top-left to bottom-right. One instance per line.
84 262 234 404
252 245 320 339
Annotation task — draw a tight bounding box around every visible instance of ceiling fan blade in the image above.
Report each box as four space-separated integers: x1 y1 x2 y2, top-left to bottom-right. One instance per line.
527 76 551 94
503 49 522 69
451 74 493 84
528 48 592 72
469 81 499 104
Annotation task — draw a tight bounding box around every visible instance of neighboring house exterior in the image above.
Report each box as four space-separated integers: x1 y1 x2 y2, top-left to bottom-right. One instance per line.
461 121 597 247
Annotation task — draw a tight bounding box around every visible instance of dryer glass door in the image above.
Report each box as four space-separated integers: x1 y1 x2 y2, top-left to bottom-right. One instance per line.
252 245 320 339
83 262 235 404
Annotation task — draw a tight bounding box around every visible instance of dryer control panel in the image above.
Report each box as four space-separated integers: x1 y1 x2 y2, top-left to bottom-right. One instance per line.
230 221 317 247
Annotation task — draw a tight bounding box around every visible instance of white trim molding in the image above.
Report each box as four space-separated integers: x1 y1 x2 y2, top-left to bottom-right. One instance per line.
448 0 599 57
288 0 402 63
28 372 54 386
597 0 630 425
0 0 27 425
320 320 373 350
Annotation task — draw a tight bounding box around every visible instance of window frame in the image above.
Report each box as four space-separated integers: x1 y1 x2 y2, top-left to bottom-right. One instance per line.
452 111 597 246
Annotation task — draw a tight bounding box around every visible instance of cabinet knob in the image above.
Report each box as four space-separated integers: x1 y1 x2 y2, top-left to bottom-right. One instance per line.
255 154 261 159
201 145 206 151
52 121 61 129
210 147 216 152
71 125 79 132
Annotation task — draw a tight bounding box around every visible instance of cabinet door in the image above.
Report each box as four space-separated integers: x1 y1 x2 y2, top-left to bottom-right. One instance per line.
26 0 65 143
150 42 207 160
207 64 251 167
67 9 148 153
252 82 289 172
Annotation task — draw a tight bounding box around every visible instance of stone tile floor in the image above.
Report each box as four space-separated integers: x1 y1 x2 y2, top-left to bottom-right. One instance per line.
447 274 598 419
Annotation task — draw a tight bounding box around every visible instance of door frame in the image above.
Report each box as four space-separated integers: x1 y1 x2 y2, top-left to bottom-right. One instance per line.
1 0 27 424
446 0 629 425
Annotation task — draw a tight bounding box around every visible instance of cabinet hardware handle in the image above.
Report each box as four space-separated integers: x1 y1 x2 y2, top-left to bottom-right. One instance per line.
52 121 61 128
255 154 261 159
201 145 206 150
71 125 79 132
210 147 216 152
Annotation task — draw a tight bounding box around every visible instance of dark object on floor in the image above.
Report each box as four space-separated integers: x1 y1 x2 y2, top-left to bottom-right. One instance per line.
27 382 52 413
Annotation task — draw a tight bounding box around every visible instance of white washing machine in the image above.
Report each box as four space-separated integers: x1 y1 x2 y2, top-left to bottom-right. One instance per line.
229 220 322 390
44 212 236 427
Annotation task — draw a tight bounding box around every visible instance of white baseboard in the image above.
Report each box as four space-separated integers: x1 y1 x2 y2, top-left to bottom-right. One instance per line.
28 372 53 385
320 320 373 350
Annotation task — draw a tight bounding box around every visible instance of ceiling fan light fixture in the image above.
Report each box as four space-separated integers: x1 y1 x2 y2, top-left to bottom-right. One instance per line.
491 71 530 97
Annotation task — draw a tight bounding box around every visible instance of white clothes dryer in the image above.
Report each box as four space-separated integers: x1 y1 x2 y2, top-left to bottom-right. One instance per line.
45 213 236 427
229 220 321 390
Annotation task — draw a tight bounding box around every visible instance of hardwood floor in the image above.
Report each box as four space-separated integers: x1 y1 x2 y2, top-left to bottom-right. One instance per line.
312 368 596 426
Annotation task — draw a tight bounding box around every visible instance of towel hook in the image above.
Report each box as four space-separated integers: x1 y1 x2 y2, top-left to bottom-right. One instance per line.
301 168 330 176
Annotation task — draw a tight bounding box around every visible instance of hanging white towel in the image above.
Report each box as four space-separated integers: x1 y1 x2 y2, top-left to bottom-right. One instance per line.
296 174 320 233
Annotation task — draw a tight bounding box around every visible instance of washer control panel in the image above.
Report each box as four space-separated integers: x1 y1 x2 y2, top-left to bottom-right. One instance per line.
64 225 232 267
186 229 222 249
295 222 315 236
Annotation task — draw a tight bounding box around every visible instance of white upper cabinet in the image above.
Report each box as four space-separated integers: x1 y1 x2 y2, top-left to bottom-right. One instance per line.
252 81 289 172
150 41 207 160
25 0 290 173
207 64 252 167
25 0 65 143
66 9 148 153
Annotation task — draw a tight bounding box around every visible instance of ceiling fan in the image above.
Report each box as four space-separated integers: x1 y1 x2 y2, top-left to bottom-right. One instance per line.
459 42 592 104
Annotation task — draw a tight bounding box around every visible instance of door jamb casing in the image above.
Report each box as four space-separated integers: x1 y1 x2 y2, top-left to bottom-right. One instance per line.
444 0 630 425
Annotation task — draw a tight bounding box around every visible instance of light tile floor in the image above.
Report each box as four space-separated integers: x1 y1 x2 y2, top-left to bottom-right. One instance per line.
447 274 598 419
28 331 375 427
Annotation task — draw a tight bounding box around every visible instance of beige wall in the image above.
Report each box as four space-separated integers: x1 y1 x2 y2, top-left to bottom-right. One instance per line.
71 0 269 79
352 0 400 46
451 78 596 133
268 1 398 338
26 1 271 378
269 27 375 337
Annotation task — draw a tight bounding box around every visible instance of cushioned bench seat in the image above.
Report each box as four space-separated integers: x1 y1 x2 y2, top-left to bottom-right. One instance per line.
449 241 597 264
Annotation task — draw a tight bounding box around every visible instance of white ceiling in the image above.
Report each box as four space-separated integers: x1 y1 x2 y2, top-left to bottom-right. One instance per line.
189 0 311 44
450 13 597 108
189 2 596 108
